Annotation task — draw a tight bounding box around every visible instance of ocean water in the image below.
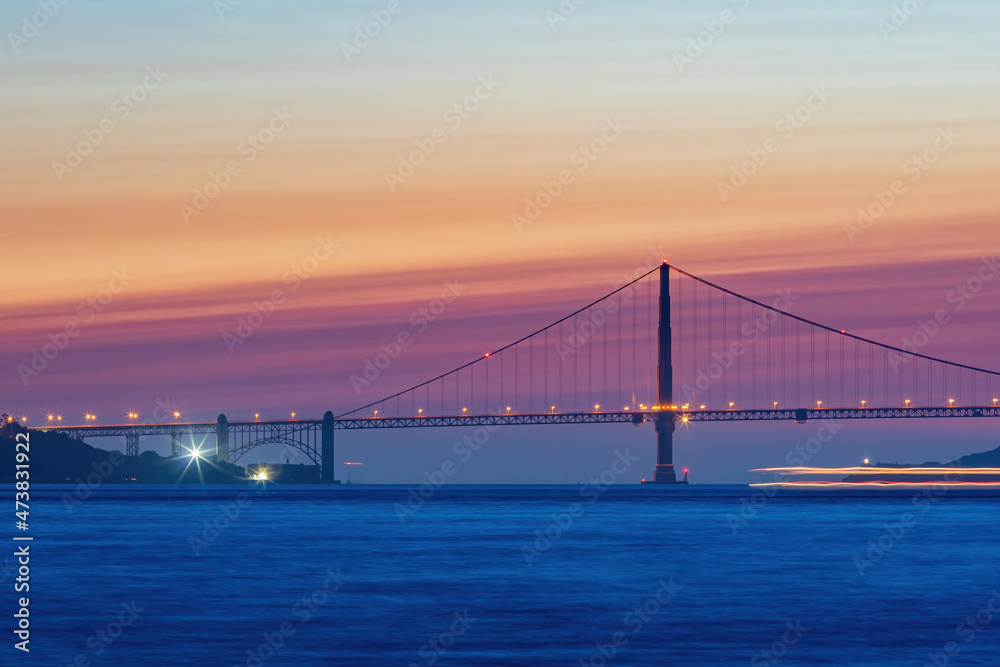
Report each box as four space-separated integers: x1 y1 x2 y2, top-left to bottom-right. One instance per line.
7 484 1000 666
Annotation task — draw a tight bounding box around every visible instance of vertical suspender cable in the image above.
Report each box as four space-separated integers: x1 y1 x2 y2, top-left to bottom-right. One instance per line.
752 305 756 409
708 285 713 408
723 290 728 407
796 320 801 406
825 331 830 405
632 284 637 407
767 305 771 409
781 314 785 407
738 299 742 408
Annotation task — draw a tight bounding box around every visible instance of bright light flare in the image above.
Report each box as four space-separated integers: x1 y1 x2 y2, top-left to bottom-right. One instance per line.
752 481 1000 488
752 466 1000 476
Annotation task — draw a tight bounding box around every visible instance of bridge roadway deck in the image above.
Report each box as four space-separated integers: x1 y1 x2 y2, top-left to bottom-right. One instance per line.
28 406 1000 437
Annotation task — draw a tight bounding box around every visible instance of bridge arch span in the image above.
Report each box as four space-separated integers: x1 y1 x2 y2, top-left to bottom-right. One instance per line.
229 437 320 467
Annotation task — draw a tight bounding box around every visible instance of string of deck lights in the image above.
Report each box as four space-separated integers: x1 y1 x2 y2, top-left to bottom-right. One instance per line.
4 393 999 427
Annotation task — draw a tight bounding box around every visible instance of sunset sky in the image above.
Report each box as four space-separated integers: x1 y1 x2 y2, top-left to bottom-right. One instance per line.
2 0 998 482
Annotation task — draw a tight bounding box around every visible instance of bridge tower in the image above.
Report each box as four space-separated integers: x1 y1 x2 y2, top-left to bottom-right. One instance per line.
216 414 228 462
649 263 685 484
321 411 338 483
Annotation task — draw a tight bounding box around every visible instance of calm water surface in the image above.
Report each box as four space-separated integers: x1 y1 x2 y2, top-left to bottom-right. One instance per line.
6 484 1000 666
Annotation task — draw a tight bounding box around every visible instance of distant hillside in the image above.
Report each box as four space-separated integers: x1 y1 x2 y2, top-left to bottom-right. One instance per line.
0 421 245 484
863 444 1000 469
947 445 1000 468
842 444 1000 482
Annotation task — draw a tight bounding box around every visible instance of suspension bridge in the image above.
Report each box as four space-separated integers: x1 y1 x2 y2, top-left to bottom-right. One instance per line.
34 263 1000 483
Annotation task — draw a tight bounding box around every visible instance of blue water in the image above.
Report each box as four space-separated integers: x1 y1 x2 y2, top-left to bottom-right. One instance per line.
6 484 1000 666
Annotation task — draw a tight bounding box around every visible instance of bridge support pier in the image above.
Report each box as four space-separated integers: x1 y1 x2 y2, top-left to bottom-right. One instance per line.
644 263 687 484
125 433 139 457
170 432 182 457
321 411 339 484
216 414 228 463
652 416 678 483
